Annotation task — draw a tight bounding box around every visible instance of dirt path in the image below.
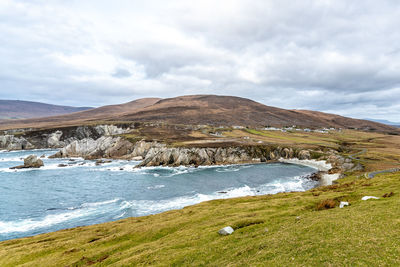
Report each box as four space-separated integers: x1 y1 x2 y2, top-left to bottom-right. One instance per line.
348 148 367 160
367 168 400 178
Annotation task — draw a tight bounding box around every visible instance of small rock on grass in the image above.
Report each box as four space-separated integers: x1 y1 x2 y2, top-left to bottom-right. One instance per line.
362 196 379 201
339 201 349 208
218 226 234 236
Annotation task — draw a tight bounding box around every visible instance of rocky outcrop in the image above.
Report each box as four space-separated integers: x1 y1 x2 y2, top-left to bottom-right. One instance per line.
47 130 64 147
50 136 136 160
139 147 253 167
0 135 34 150
326 154 364 172
137 145 312 167
0 124 132 151
10 155 44 169
298 150 311 160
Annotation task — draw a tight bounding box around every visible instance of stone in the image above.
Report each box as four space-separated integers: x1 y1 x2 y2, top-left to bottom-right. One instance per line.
339 201 349 208
58 164 68 167
96 159 112 165
10 155 44 169
218 226 234 236
362 196 379 201
23 155 44 168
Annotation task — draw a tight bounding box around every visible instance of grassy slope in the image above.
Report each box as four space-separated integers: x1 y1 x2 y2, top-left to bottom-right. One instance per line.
0 129 399 266
0 173 399 266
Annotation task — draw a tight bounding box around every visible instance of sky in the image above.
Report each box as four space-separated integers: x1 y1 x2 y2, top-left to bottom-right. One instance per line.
1 0 400 121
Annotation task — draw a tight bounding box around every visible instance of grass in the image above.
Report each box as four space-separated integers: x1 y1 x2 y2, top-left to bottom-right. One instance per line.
0 172 399 266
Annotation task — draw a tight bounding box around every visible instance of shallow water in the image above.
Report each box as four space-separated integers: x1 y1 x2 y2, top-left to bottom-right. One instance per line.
0 149 317 241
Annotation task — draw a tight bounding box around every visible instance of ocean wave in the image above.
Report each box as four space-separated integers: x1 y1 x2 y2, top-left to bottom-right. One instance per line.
0 175 316 235
0 198 123 234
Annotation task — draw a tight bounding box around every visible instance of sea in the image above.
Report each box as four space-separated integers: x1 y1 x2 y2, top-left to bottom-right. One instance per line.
0 149 318 241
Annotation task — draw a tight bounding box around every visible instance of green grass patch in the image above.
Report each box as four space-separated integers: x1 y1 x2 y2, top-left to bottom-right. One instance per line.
1 172 400 266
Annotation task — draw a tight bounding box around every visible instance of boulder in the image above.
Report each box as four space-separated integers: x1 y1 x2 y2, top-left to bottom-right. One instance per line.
10 155 44 169
218 226 234 236
23 155 44 168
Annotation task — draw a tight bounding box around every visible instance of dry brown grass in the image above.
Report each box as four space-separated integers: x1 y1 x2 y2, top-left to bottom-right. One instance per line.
316 199 338 210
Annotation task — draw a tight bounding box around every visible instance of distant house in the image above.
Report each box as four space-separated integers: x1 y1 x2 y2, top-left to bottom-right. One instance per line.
210 132 223 137
232 125 245 129
264 127 281 131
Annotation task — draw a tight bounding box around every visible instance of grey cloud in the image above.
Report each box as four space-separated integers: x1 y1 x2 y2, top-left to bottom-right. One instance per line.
112 68 131 78
0 0 399 120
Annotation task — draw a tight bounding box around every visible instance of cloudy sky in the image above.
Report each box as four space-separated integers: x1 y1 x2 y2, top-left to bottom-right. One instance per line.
1 0 400 121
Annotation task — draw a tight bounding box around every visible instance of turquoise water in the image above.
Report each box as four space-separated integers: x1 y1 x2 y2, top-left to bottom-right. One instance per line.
0 149 317 241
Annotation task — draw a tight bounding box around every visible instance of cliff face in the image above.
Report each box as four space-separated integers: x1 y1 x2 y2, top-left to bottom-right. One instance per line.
49 135 326 168
0 123 361 174
0 124 131 151
137 146 309 167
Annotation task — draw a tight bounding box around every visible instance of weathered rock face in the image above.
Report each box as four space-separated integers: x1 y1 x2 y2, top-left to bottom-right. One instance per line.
51 136 136 159
10 155 44 169
0 124 132 151
47 131 64 148
139 146 253 167
137 145 312 167
298 150 311 160
0 135 34 150
325 154 364 172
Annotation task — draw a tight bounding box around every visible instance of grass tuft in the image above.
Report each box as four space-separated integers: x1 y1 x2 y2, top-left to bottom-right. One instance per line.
383 192 394 198
316 199 337 210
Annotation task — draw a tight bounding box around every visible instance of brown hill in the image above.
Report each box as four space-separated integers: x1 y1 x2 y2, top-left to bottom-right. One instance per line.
0 95 397 133
0 98 161 130
0 100 92 120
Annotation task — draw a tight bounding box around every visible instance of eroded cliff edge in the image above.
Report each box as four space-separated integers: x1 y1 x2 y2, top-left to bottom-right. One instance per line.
1 124 363 182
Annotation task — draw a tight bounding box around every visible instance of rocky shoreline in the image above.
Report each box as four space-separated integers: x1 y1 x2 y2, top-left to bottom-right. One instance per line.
1 124 363 185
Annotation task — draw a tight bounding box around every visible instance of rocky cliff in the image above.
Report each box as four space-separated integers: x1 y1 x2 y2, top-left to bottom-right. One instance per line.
0 124 131 151
0 123 361 174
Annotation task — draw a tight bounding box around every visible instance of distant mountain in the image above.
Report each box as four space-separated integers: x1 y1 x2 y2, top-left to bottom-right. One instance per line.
0 95 398 134
364 118 400 128
0 100 92 120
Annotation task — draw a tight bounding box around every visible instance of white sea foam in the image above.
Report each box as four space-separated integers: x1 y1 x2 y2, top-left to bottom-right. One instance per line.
0 175 315 235
0 157 25 162
147 184 165 190
0 198 123 234
278 158 332 171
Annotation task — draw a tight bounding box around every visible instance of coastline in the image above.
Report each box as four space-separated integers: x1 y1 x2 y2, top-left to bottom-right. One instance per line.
278 158 341 186
0 151 319 241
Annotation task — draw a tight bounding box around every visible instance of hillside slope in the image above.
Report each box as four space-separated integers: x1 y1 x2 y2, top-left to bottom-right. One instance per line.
118 95 397 132
0 95 397 133
0 100 92 120
0 98 161 130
